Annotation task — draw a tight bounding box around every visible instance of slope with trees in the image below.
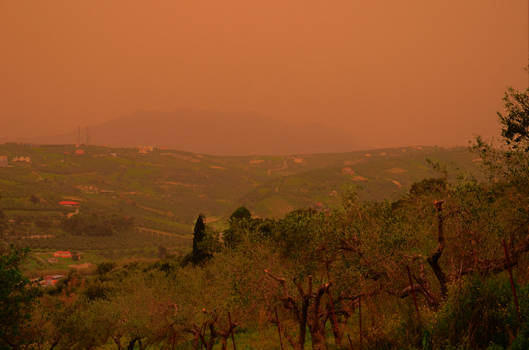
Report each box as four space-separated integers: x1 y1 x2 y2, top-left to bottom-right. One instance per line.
2 87 529 349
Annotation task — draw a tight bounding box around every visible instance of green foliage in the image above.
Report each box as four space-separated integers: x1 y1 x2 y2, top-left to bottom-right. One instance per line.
190 214 208 265
84 280 111 301
4 88 529 349
430 275 528 349
0 210 6 235
224 207 253 249
409 178 447 197
223 205 278 250
192 214 205 253
96 261 116 276
0 245 40 348
229 206 252 222
498 87 529 151
186 214 220 265
62 212 134 236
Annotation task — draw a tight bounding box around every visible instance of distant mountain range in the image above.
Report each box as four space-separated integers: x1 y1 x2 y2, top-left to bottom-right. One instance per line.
32 110 357 155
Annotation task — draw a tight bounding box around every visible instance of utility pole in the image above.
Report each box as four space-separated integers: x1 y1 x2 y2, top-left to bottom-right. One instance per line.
77 125 81 146
86 127 90 145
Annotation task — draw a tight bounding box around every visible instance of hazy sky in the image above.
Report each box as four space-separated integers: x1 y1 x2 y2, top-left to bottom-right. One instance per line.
1 0 527 149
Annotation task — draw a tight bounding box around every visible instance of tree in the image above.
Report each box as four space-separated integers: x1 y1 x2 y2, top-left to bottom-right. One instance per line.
62 212 134 237
0 210 6 236
498 87 529 151
224 207 252 249
229 206 251 222
0 245 40 348
264 270 331 350
191 214 208 265
29 195 40 205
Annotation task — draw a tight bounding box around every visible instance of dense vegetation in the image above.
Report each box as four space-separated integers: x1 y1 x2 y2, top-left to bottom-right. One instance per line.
0 141 477 233
2 88 529 349
61 212 134 237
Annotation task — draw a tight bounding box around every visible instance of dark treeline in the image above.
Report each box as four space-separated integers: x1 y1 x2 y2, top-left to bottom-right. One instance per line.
61 211 134 237
2 88 529 349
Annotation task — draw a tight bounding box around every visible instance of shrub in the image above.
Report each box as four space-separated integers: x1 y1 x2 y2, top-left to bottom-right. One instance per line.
430 275 527 349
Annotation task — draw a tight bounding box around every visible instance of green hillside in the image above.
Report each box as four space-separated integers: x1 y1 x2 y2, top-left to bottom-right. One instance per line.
0 143 480 265
0 144 478 222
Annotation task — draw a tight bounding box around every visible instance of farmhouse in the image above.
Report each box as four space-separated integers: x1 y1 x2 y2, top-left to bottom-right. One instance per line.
53 251 72 258
40 274 65 287
59 200 80 207
12 156 31 163
138 145 154 154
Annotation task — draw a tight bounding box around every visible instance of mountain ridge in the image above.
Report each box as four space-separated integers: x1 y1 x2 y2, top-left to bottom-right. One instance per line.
30 110 359 156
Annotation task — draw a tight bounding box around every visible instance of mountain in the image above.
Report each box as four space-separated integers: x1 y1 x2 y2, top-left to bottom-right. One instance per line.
32 110 358 155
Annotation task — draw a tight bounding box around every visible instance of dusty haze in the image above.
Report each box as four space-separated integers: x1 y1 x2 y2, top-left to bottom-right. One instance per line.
1 1 527 153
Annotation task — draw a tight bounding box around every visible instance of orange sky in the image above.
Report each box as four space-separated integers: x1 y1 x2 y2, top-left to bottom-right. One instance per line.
0 0 527 150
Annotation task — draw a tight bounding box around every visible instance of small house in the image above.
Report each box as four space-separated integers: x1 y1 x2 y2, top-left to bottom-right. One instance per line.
53 251 72 258
40 274 65 287
59 201 80 207
138 146 154 154
12 156 31 163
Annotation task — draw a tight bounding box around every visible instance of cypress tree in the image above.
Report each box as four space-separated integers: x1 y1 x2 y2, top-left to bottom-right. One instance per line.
191 214 206 264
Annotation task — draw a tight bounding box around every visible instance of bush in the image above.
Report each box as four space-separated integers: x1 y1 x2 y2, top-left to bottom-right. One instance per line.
96 262 116 276
62 212 134 236
430 275 527 349
0 246 41 347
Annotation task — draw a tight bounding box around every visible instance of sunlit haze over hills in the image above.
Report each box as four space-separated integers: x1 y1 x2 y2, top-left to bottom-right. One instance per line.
3 3 529 348
1 1 527 153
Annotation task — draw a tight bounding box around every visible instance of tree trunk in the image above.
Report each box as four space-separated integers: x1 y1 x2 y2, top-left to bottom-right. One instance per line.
127 338 138 350
310 329 328 350
113 338 123 350
220 336 228 350
192 333 200 350
205 323 217 350
326 295 343 347
48 337 61 350
427 200 448 298
293 343 304 350
298 298 308 349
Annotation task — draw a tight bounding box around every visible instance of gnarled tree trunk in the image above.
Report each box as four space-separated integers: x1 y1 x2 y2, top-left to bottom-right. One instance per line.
265 270 331 350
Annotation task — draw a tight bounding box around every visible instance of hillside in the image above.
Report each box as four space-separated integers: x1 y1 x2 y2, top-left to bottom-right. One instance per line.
4 142 525 350
0 142 481 279
31 110 358 155
0 143 479 229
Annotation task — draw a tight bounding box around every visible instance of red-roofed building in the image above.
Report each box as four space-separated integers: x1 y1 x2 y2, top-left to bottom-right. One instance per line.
40 274 65 287
59 201 80 207
53 251 72 258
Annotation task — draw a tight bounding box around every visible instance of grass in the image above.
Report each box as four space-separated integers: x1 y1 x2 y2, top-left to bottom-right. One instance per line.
22 249 106 277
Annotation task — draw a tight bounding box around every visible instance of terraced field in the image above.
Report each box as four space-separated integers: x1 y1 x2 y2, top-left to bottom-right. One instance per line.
0 143 480 263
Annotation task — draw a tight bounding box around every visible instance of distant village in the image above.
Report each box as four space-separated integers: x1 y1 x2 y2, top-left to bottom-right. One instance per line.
0 155 32 167
0 142 156 168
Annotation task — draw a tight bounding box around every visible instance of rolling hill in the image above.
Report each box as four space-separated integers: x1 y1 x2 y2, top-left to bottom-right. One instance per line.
0 142 484 273
0 143 480 230
31 110 358 155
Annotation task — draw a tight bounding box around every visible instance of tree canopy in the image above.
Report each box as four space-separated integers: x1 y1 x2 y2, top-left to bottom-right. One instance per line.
499 87 529 151
0 246 40 348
